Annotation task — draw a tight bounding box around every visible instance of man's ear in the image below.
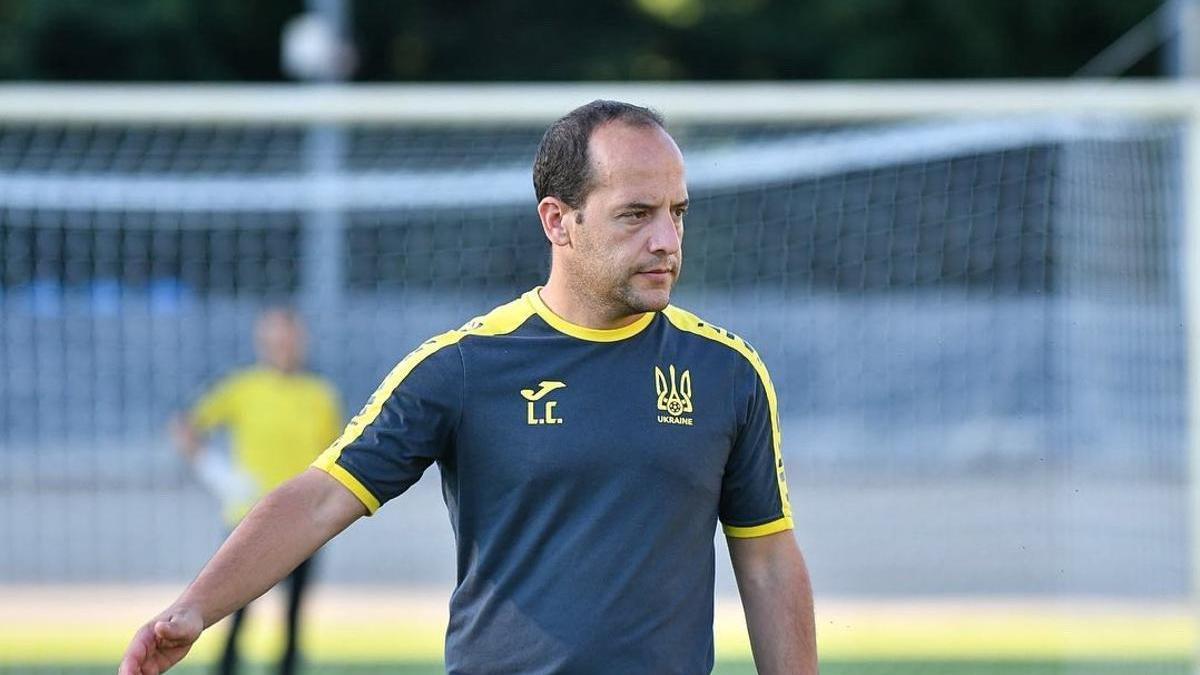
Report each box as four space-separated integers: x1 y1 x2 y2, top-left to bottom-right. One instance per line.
538 197 574 247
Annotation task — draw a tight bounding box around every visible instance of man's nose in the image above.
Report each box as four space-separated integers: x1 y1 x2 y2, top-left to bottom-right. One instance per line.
647 211 681 256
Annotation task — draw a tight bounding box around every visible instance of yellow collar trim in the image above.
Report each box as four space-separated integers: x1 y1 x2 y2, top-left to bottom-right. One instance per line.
524 287 655 342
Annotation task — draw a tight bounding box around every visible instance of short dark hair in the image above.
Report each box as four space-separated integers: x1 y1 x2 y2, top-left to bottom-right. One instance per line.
532 100 666 209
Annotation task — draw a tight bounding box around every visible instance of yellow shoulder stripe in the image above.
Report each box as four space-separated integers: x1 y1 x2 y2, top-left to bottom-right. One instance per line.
312 296 535 514
311 329 464 513
458 295 537 337
662 305 793 529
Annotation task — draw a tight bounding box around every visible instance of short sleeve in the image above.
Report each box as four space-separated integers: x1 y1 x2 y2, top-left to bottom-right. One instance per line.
719 355 794 538
190 375 242 432
311 335 463 515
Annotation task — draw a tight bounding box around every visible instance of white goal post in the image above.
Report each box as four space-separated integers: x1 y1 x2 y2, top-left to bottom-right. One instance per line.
0 81 1198 123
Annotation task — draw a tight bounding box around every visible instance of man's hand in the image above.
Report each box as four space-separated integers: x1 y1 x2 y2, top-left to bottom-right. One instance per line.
169 415 202 462
117 605 203 675
115 470 366 675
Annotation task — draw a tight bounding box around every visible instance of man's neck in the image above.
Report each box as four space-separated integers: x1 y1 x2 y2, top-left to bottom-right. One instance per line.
539 274 646 330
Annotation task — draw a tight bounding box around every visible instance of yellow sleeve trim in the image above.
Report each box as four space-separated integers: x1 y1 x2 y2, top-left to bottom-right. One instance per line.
313 458 382 515
662 305 793 521
723 516 795 538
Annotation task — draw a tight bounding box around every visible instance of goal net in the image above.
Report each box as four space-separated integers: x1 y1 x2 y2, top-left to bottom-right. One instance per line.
0 84 1190 671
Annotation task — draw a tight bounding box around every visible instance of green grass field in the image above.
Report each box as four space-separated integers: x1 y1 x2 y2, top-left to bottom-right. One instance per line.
3 661 1192 675
3 586 1191 675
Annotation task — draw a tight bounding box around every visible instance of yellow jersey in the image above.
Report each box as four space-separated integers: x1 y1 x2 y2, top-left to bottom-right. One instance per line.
191 367 342 522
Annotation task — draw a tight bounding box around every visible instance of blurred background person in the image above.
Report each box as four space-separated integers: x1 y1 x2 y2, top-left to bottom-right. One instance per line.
171 308 343 675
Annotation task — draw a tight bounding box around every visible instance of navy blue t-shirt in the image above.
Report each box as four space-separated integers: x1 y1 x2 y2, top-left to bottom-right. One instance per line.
313 288 793 674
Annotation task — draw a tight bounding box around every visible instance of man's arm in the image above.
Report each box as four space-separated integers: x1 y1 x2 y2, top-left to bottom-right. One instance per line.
118 468 367 675
728 530 818 675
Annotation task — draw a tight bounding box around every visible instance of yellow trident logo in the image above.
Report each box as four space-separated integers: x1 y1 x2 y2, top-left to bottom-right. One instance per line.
654 365 693 417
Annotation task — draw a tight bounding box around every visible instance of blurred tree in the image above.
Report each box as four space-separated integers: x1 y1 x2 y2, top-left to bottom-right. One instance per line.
0 0 1167 80
0 0 299 80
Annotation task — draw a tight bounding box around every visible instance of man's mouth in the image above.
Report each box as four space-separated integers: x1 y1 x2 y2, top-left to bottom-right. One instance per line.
637 260 677 275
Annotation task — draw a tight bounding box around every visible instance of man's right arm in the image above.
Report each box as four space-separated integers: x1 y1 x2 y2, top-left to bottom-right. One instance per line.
118 468 366 675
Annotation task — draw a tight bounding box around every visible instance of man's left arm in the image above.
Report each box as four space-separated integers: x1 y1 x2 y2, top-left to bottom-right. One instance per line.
728 530 817 675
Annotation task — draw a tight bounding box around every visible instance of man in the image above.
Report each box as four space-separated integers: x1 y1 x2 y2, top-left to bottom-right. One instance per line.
170 309 342 675
120 100 817 675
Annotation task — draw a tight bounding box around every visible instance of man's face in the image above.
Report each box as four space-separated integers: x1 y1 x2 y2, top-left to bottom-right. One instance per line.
256 312 306 372
565 122 688 315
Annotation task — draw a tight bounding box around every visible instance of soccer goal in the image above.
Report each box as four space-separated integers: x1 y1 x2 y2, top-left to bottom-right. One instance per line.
0 82 1195 673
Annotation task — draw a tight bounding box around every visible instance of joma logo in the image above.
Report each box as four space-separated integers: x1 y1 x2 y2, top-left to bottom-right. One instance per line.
520 380 565 425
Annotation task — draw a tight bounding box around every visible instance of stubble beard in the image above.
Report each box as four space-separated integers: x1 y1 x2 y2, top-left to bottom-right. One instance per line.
565 259 674 320
613 264 678 314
